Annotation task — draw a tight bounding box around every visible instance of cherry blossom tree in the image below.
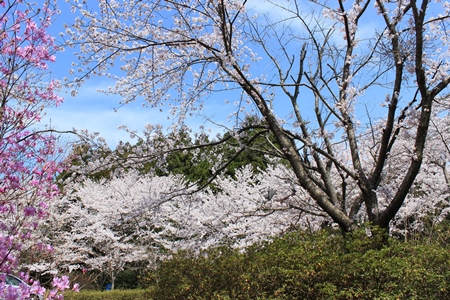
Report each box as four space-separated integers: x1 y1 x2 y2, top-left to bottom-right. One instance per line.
45 172 179 289
389 105 450 240
47 120 450 277
65 0 450 235
0 0 78 298
46 163 328 276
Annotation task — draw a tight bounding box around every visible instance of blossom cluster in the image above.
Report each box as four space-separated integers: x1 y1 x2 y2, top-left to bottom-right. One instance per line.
0 0 76 298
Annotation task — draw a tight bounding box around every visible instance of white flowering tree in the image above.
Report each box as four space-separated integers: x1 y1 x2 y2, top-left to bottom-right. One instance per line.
185 163 328 248
43 172 173 290
47 133 450 274
43 163 333 279
65 0 450 236
389 105 450 240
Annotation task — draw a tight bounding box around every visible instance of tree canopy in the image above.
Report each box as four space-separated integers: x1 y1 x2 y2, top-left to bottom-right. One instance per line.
65 0 450 233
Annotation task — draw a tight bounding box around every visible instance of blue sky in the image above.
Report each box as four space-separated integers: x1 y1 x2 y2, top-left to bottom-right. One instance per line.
41 0 248 147
39 0 366 147
41 1 172 147
38 0 440 148
41 0 312 146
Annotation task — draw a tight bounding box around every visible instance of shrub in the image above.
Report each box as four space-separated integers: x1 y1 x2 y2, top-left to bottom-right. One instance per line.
147 229 450 300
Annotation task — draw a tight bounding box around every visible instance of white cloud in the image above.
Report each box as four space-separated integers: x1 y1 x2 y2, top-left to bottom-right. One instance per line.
42 79 237 147
42 79 171 147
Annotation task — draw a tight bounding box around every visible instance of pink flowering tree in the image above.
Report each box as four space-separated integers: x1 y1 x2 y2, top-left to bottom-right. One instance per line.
0 0 78 298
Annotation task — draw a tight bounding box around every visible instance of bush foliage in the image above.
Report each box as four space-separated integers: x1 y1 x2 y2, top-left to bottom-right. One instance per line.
147 229 450 300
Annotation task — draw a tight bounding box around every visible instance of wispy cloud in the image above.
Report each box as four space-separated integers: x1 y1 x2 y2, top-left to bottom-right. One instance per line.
42 79 171 147
42 78 238 147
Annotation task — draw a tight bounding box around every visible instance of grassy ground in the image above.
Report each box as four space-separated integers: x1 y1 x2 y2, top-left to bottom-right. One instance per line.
63 289 153 300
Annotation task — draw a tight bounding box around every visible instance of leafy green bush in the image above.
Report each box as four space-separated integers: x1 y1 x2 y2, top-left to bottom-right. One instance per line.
63 289 153 300
147 229 450 300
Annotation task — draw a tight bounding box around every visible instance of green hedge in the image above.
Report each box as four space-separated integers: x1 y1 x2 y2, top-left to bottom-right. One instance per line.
147 229 450 300
63 289 153 300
